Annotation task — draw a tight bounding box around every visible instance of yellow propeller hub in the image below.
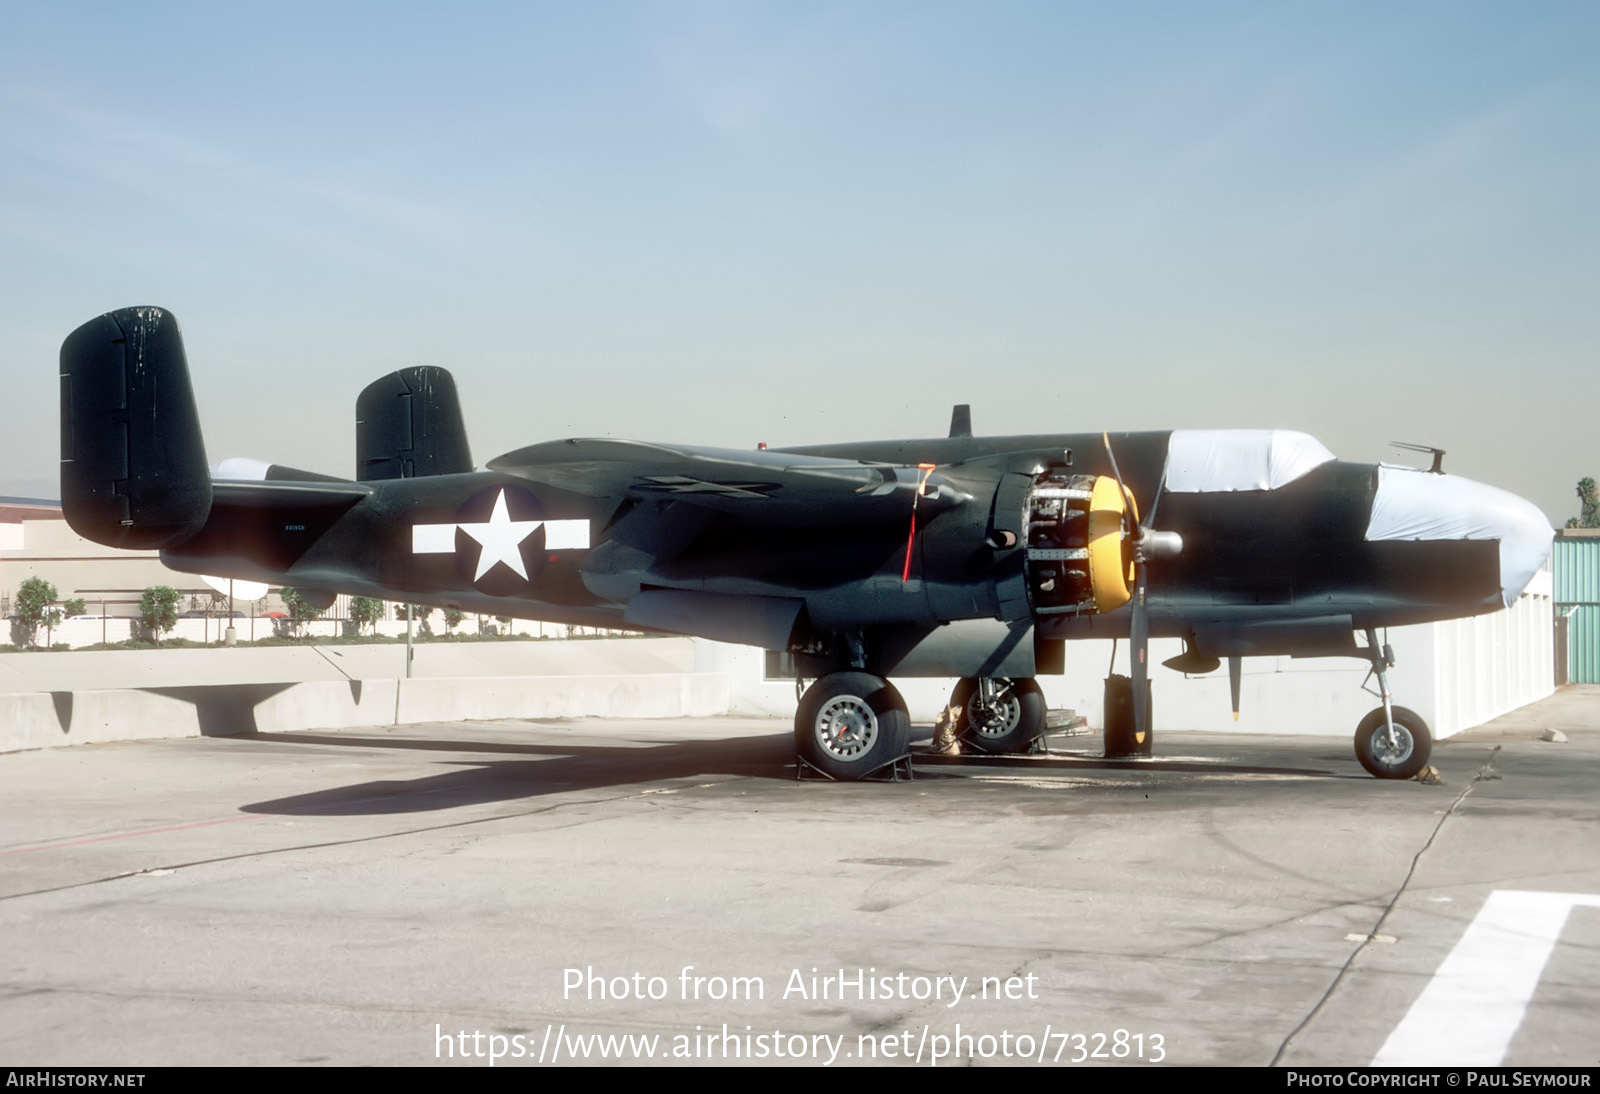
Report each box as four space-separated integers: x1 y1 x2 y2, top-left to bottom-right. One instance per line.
1086 475 1137 613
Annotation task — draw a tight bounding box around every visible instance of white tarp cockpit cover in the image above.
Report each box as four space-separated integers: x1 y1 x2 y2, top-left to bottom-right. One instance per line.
1164 430 1336 493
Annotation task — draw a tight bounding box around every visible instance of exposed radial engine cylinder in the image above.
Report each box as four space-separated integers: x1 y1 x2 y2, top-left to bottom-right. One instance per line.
1024 472 1135 618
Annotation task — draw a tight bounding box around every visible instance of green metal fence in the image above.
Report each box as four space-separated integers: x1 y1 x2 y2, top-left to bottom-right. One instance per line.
1554 535 1600 684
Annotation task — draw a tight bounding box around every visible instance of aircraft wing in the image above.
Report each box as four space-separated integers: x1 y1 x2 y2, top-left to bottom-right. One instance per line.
487 439 969 526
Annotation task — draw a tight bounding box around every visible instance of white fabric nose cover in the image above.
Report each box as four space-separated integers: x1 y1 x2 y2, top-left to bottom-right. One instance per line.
1366 466 1554 607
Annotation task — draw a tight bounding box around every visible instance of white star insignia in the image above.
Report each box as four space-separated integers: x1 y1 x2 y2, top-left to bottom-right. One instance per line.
454 489 540 580
411 493 591 583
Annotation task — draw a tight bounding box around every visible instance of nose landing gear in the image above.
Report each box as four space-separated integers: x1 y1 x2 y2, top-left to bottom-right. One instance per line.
1354 627 1432 779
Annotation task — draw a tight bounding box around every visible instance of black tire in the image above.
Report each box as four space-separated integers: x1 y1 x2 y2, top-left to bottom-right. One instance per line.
951 677 1046 754
1354 705 1431 780
794 672 910 780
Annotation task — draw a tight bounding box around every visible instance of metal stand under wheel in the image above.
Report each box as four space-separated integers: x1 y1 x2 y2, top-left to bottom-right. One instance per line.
794 751 914 782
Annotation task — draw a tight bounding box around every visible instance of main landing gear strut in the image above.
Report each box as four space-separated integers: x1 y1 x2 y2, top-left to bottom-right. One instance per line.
1352 627 1432 780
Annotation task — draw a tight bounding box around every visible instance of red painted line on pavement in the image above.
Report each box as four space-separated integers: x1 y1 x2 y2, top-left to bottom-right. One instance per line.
1 813 272 855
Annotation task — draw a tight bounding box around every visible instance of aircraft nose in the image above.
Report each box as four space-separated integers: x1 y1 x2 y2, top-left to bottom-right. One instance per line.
1366 467 1554 607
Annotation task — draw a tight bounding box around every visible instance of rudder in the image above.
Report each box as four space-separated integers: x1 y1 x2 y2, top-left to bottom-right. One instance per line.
59 306 211 549
355 365 473 480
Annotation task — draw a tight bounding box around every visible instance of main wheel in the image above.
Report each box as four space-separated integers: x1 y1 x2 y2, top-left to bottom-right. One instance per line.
1354 705 1431 779
795 672 910 780
951 677 1046 754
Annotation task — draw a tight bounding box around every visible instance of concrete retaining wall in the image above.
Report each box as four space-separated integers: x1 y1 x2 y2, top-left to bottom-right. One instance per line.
0 637 728 754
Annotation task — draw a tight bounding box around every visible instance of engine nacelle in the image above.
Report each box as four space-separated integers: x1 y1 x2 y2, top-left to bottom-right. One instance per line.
1024 472 1134 617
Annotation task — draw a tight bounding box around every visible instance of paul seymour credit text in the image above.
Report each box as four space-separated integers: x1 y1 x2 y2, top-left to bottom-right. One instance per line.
432 966 1167 1065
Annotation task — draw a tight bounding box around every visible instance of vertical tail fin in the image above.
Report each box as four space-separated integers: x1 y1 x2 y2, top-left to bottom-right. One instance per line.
948 404 972 438
355 365 473 480
60 306 211 549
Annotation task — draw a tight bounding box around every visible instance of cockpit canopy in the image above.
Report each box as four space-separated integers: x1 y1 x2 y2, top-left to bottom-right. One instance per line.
1164 430 1336 493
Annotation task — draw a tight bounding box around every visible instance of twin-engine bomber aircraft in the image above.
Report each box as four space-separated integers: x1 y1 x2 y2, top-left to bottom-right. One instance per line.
59 307 1553 781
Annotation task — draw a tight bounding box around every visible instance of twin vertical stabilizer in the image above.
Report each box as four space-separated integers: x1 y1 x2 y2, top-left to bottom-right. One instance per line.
355 366 473 480
59 306 211 549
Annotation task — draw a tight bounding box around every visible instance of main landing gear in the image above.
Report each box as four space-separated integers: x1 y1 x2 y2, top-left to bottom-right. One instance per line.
793 630 1433 781
1353 627 1432 780
793 672 1053 779
794 672 911 780
948 677 1046 754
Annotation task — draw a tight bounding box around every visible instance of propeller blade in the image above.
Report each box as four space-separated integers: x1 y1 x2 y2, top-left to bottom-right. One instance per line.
1101 432 1133 523
1137 467 1183 561
1103 429 1165 748
1130 559 1150 743
1229 655 1242 722
1142 466 1167 533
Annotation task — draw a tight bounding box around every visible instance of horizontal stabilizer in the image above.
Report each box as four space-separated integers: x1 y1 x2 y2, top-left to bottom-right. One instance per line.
60 306 211 549
161 479 372 578
356 366 473 480
212 457 354 485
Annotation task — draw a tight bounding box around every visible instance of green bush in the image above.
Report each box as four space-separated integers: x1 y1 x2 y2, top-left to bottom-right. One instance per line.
139 586 180 644
13 577 58 648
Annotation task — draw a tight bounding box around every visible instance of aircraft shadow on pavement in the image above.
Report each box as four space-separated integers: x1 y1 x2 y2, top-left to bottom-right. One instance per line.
238 731 795 816
234 728 1348 816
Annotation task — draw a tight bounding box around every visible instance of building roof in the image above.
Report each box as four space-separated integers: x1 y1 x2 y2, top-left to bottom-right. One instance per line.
0 498 62 523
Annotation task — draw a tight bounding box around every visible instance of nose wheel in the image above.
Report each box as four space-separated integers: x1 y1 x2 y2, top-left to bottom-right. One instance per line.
1355 705 1431 779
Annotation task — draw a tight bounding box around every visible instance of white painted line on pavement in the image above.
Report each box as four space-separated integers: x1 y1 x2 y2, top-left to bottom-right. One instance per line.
1373 890 1600 1066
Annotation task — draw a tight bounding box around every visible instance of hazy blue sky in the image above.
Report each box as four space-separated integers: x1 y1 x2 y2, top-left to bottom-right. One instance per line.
2 1 1595 523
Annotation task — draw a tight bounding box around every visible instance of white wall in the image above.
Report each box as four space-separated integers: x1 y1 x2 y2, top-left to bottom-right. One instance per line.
1426 569 1554 735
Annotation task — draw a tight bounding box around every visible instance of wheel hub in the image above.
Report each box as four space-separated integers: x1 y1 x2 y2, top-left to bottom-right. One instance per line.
967 683 1021 738
1372 723 1414 766
815 695 878 758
